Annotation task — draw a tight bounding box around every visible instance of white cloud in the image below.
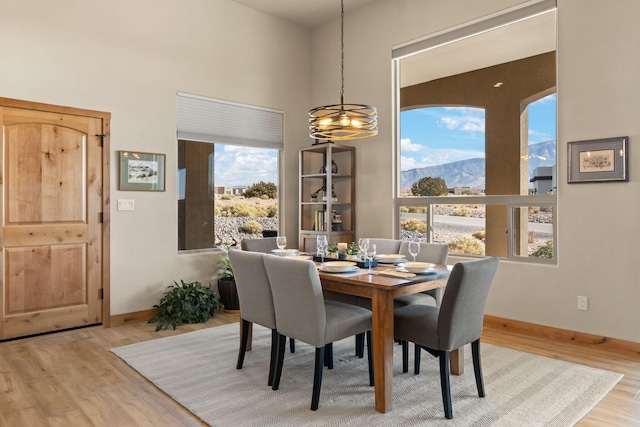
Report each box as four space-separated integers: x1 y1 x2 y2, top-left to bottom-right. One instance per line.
400 138 422 152
214 145 278 186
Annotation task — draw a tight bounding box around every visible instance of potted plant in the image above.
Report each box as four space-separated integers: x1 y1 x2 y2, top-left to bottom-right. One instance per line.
148 280 221 331
217 245 240 313
327 242 339 259
345 242 360 261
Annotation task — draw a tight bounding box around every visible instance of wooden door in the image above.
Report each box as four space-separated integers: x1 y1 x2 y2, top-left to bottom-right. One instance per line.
0 101 110 340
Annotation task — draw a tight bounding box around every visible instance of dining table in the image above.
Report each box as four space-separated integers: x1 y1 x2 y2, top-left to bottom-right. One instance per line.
318 262 458 414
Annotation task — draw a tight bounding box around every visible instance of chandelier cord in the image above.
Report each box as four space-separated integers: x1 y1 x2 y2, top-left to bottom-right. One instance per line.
340 0 345 105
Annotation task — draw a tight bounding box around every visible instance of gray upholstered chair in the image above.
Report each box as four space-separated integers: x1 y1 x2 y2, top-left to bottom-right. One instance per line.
228 249 278 386
394 256 499 419
241 237 278 253
396 241 449 370
264 255 374 411
367 238 401 255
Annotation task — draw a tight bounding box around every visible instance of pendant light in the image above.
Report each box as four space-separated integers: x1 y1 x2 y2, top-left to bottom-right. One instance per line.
309 0 377 141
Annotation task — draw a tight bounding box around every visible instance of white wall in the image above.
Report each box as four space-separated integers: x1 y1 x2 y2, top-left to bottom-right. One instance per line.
0 0 311 315
310 0 640 343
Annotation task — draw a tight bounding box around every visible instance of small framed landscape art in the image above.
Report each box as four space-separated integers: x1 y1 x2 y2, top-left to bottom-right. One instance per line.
119 151 166 191
567 136 628 183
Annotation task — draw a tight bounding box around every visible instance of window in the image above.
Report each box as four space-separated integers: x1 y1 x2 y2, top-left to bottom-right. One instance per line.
176 93 283 251
393 1 557 262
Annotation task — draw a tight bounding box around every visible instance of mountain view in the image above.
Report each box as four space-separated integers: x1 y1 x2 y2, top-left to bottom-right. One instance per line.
400 140 556 190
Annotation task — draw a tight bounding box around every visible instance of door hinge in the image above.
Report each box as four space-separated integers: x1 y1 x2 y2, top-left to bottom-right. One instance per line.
99 212 104 223
95 134 105 147
99 288 104 299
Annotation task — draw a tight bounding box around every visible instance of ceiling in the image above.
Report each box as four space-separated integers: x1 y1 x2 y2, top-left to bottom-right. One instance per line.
230 0 378 29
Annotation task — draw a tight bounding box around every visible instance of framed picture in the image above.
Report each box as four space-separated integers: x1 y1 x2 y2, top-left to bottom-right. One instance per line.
119 151 166 191
567 136 628 183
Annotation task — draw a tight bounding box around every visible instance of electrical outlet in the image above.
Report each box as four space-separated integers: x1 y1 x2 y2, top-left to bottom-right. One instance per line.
577 296 588 311
117 199 135 211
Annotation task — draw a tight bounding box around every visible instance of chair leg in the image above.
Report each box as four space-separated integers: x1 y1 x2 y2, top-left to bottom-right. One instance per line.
236 319 251 370
472 339 485 397
324 343 334 369
272 333 287 391
268 329 278 387
290 337 295 353
439 350 453 419
311 347 325 411
366 330 374 386
355 333 365 358
401 340 409 373
414 343 421 374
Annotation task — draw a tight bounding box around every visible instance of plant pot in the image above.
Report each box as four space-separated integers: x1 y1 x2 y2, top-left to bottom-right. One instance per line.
217 278 240 313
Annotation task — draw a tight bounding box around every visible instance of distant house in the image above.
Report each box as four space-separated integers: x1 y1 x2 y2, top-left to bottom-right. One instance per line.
530 165 556 194
213 185 248 196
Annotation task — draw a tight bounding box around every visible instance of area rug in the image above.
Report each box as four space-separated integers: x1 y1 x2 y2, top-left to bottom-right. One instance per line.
111 323 622 426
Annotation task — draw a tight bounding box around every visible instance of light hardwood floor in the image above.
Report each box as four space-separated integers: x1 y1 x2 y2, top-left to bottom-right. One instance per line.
0 313 638 426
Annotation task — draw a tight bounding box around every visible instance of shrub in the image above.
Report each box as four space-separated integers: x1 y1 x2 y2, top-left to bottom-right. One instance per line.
532 240 553 258
400 207 409 213
244 181 277 199
448 235 485 255
148 280 221 331
220 194 231 200
452 206 472 217
411 176 448 196
407 206 427 214
242 220 263 234
401 219 427 233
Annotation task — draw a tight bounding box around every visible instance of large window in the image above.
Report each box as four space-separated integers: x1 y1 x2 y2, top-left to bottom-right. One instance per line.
176 93 283 251
394 1 557 263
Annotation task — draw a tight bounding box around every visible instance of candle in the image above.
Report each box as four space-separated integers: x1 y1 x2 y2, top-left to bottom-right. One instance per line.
337 242 348 253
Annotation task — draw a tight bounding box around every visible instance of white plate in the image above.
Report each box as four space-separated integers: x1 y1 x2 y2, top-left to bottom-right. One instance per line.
271 249 299 256
375 254 407 264
396 266 438 275
321 261 357 272
319 265 359 274
289 255 313 260
398 262 435 273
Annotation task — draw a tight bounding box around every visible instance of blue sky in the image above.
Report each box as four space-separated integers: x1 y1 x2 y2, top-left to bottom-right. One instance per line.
400 93 556 171
214 144 278 187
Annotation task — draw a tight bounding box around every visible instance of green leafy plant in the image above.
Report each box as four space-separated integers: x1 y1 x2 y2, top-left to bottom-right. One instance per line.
327 242 339 254
411 176 448 196
346 242 359 255
149 280 221 331
217 245 234 279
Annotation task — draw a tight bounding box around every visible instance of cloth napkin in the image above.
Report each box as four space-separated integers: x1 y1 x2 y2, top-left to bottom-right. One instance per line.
376 270 416 279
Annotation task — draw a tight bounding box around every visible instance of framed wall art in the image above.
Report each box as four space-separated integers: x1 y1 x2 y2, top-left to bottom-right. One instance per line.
119 151 166 191
567 136 628 183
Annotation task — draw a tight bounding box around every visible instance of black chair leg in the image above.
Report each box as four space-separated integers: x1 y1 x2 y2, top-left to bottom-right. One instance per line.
324 343 334 369
290 337 295 353
355 333 365 358
366 330 374 386
414 343 421 374
268 329 277 386
472 339 485 397
311 347 325 411
439 350 453 419
236 319 251 370
401 340 409 373
272 333 287 391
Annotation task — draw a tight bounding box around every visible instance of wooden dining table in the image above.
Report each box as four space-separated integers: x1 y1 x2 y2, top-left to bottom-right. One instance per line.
318 263 458 414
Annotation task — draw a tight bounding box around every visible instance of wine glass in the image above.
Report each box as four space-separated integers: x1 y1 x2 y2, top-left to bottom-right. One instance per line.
276 236 287 252
358 238 369 261
317 235 328 263
366 244 377 274
408 241 420 262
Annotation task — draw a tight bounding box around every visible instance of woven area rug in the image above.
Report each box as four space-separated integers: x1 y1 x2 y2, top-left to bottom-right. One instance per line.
112 323 622 426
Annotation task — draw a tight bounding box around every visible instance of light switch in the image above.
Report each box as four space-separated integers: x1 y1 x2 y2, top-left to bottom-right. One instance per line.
117 199 135 211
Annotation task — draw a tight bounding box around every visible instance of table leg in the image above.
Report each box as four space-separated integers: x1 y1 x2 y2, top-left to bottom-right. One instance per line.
371 289 394 413
450 347 464 375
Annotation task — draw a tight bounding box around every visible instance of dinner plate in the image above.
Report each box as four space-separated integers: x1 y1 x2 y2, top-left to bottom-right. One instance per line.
398 262 435 273
375 254 407 264
319 265 359 274
289 255 313 260
321 261 357 272
271 249 299 256
396 267 438 275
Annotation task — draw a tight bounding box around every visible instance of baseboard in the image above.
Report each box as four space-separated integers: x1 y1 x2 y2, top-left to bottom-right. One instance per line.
484 315 640 358
110 309 157 327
